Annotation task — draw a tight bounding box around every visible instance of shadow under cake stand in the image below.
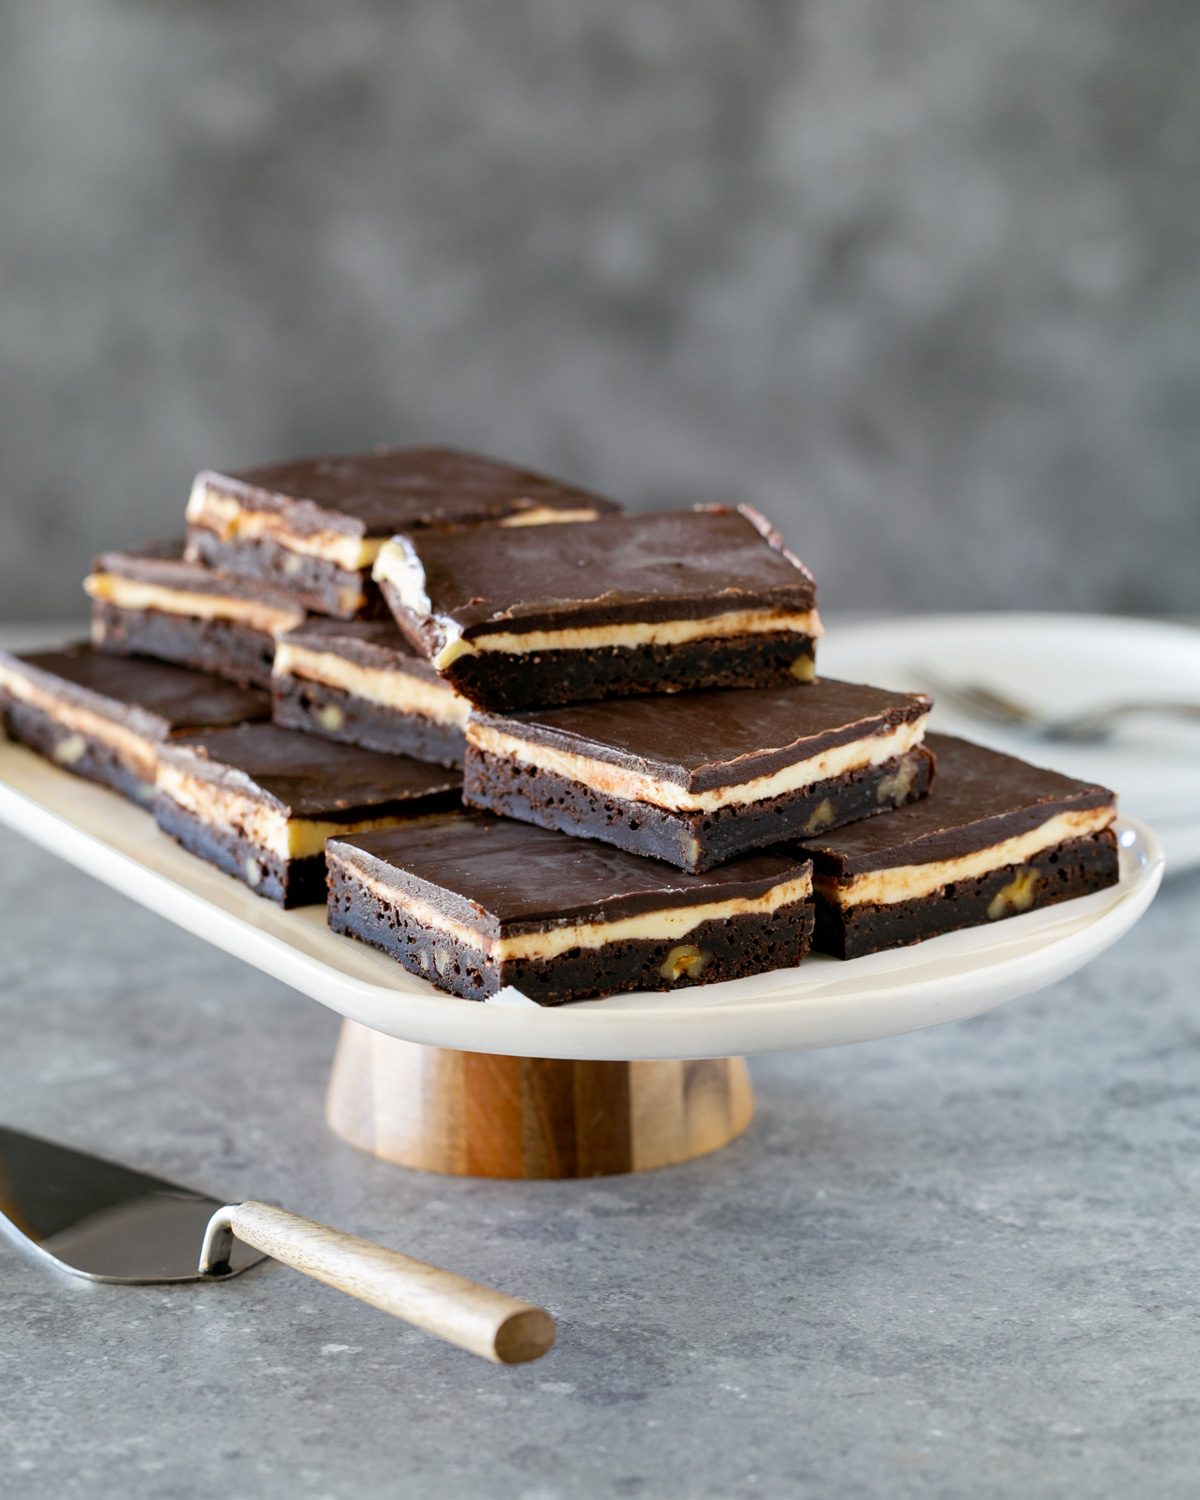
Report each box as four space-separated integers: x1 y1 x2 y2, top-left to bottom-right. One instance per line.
0 742 1164 1179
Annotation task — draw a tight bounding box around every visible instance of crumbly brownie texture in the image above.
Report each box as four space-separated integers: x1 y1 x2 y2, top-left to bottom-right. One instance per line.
814 831 1120 959
0 643 270 804
374 505 821 710
184 447 618 619
92 604 278 690
154 722 462 906
271 618 468 767
465 679 933 870
802 734 1120 958
86 539 306 686
325 814 815 1005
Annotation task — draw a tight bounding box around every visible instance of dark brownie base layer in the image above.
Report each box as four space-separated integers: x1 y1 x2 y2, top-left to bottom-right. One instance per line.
327 861 815 1005
273 674 465 768
465 744 934 872
813 830 1120 959
92 602 278 689
389 616 818 711
0 697 153 805
186 528 388 619
155 796 327 906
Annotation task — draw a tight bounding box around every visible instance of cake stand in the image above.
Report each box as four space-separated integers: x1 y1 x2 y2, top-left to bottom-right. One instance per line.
0 742 1164 1178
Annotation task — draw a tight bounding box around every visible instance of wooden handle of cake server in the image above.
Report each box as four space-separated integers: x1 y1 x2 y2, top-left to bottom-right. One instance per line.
200 1200 556 1364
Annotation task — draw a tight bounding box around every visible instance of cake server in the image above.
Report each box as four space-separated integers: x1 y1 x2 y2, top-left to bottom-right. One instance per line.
0 1125 554 1364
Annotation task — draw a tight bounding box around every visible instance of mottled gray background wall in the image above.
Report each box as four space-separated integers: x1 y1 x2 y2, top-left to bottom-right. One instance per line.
1 0 1197 621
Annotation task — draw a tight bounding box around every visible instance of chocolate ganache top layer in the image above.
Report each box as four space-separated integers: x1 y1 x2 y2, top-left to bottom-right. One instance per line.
277 618 441 682
800 734 1115 875
91 539 304 610
475 679 931 791
385 505 818 643
159 722 461 820
0 643 270 739
197 447 619 540
329 813 812 931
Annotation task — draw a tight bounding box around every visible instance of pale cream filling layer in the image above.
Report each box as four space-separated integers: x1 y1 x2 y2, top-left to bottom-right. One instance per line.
469 718 927 814
273 643 470 727
815 806 1117 909
431 607 823 668
85 572 304 636
156 764 416 859
0 664 157 781
188 484 603 573
496 506 604 527
342 863 814 962
373 543 821 669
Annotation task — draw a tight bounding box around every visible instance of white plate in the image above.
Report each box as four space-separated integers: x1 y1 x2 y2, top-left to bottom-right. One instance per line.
0 742 1163 1061
820 613 1200 874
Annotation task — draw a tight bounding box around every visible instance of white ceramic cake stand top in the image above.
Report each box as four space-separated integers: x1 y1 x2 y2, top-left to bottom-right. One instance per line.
0 742 1163 1062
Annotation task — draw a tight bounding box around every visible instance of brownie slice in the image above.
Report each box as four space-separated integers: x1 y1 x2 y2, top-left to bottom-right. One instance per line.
0 642 270 805
154 722 461 906
374 505 821 710
185 446 619 618
464 679 933 870
327 814 815 1005
800 733 1119 958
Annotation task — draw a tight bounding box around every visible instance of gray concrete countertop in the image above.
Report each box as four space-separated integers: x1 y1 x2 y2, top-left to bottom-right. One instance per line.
1 631 1198 1498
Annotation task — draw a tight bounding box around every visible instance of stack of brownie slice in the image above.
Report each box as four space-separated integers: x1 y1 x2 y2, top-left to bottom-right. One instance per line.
0 449 613 901
327 496 1121 1003
0 444 1121 1005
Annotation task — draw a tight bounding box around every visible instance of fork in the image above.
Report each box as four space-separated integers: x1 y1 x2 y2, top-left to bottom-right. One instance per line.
914 667 1200 743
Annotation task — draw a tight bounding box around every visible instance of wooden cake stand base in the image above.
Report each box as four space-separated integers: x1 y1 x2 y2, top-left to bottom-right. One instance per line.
325 1019 754 1179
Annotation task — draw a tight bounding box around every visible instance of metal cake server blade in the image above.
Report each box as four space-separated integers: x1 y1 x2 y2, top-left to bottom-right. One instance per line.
0 1125 555 1363
0 1125 263 1282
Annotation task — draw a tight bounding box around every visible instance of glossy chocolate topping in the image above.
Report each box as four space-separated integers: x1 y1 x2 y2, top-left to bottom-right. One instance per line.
158 722 461 819
277 618 440 682
328 813 811 931
0 643 270 740
476 678 930 791
801 734 1115 874
389 505 818 641
91 539 304 611
199 447 618 539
